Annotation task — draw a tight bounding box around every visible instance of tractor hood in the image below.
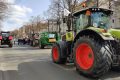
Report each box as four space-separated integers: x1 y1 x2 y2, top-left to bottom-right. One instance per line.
108 29 120 39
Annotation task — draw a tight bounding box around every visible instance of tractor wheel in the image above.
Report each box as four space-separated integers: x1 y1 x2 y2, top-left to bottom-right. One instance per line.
39 42 44 49
9 44 13 48
0 40 1 45
111 40 120 71
0 40 1 47
52 43 67 64
40 45 44 49
73 37 112 78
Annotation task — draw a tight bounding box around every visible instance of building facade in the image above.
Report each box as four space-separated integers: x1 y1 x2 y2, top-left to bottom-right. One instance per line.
96 0 120 28
112 1 120 28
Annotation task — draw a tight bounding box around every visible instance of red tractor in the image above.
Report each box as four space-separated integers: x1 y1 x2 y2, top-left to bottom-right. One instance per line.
0 31 13 48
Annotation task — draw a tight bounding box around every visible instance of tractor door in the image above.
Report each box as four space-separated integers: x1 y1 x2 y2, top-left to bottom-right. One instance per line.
74 12 89 32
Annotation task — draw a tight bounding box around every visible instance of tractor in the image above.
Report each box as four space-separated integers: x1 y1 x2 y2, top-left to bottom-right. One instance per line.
51 7 120 78
0 31 13 47
39 32 61 49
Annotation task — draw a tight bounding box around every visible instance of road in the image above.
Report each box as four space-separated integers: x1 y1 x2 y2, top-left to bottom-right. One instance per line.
0 45 120 80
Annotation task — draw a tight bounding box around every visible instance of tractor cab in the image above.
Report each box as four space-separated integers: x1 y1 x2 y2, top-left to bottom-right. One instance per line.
74 8 113 31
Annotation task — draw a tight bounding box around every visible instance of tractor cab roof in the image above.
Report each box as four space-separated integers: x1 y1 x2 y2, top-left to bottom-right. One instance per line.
73 8 113 16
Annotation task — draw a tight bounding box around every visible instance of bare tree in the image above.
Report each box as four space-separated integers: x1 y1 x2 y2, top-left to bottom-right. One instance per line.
59 0 79 31
46 0 79 32
0 0 10 30
33 16 42 32
46 0 62 33
16 15 48 38
0 0 8 19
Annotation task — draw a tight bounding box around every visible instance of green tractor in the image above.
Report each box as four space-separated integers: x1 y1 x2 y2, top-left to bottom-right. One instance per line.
39 32 61 49
51 7 120 78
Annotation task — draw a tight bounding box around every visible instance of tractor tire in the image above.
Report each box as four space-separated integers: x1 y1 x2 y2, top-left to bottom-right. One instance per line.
73 37 112 78
0 40 1 46
9 44 13 48
111 40 120 71
9 41 13 48
52 42 67 64
39 42 44 49
41 45 44 49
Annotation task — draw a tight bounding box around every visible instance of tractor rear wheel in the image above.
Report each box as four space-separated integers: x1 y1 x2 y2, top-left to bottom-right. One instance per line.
111 40 120 71
9 41 13 48
40 45 44 49
73 37 112 78
52 43 67 64
9 44 13 48
39 42 44 49
0 40 1 47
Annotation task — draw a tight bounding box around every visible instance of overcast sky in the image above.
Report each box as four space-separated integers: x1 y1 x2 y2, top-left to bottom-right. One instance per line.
2 0 50 31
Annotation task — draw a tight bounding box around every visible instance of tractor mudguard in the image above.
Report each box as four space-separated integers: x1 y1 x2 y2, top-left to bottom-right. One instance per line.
66 32 74 41
61 31 74 41
88 27 114 40
74 28 114 44
56 41 67 58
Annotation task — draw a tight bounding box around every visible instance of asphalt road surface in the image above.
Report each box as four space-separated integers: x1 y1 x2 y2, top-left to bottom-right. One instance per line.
0 45 120 80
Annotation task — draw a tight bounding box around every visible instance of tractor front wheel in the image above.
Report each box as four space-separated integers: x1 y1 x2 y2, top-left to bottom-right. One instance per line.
73 37 112 78
52 43 67 64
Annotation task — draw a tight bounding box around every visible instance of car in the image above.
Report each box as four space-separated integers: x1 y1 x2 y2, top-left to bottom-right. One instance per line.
0 31 13 47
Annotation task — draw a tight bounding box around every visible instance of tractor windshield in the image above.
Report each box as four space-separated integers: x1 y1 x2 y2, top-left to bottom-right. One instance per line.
48 34 55 38
1 32 10 37
91 12 110 29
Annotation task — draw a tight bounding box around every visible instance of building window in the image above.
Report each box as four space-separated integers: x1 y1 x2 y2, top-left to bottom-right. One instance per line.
112 19 114 23
119 18 120 23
